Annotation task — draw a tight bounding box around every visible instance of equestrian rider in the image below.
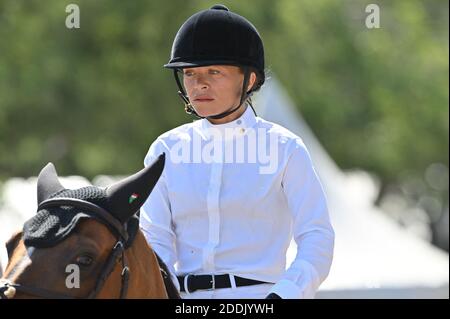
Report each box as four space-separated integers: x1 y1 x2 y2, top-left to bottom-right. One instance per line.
139 4 335 299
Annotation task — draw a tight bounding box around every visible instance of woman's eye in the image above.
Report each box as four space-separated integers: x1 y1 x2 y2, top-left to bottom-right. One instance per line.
75 255 94 267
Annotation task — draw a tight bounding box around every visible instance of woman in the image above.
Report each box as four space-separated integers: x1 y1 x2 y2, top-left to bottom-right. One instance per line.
140 4 334 299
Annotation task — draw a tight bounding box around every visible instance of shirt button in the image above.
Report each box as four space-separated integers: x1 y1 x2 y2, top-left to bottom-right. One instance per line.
240 128 245 134
237 120 242 125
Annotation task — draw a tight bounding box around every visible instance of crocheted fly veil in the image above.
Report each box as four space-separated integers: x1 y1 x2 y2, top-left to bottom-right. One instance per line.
23 154 165 248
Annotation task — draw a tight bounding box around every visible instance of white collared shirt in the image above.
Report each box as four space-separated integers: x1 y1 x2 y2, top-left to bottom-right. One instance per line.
140 106 335 299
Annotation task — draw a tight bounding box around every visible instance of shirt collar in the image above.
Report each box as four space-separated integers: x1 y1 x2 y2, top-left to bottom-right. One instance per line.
198 105 258 140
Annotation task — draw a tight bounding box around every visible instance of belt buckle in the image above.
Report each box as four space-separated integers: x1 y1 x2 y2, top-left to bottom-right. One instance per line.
205 274 215 291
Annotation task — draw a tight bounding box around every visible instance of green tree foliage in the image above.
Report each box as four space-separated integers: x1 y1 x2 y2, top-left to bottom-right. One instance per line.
0 0 448 205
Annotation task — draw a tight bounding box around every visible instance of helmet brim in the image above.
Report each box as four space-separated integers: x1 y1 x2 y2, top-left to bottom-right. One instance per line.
164 60 242 69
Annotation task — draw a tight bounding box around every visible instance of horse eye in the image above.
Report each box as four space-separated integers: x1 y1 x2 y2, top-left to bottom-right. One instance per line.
75 255 94 267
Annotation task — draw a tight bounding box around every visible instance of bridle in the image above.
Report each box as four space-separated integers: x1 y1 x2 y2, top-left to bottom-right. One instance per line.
0 198 132 299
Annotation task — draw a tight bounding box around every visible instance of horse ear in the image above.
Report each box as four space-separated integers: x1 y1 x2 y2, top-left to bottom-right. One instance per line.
37 163 65 205
106 153 165 223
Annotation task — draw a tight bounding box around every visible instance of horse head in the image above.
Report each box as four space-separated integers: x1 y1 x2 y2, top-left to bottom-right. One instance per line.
0 153 179 299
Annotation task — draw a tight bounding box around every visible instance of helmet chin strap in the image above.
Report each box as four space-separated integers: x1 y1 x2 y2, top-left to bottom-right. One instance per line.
173 68 256 120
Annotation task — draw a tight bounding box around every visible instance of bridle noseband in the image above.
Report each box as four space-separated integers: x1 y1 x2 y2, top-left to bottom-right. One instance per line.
0 198 131 299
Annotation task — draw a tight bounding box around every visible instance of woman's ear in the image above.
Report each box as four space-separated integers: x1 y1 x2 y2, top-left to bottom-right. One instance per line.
247 72 257 93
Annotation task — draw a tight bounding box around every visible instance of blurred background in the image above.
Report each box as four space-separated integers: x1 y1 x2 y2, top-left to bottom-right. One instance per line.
0 0 448 298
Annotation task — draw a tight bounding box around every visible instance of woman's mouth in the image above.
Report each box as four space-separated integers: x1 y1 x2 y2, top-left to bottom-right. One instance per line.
194 96 214 102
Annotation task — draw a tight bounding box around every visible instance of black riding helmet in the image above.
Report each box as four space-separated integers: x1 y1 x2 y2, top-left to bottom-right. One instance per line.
164 4 265 119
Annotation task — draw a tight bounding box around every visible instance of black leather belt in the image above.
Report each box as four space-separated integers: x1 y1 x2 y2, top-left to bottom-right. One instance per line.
177 274 269 293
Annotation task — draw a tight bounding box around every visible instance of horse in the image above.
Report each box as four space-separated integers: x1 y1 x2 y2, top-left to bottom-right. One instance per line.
0 154 180 299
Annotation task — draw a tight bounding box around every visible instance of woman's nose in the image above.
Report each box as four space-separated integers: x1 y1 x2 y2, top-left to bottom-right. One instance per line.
194 75 209 89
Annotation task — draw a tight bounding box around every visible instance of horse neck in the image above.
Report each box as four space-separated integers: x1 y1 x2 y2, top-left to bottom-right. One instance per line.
97 230 168 299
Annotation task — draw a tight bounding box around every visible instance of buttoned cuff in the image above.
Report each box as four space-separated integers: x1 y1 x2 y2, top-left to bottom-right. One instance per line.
269 279 303 299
